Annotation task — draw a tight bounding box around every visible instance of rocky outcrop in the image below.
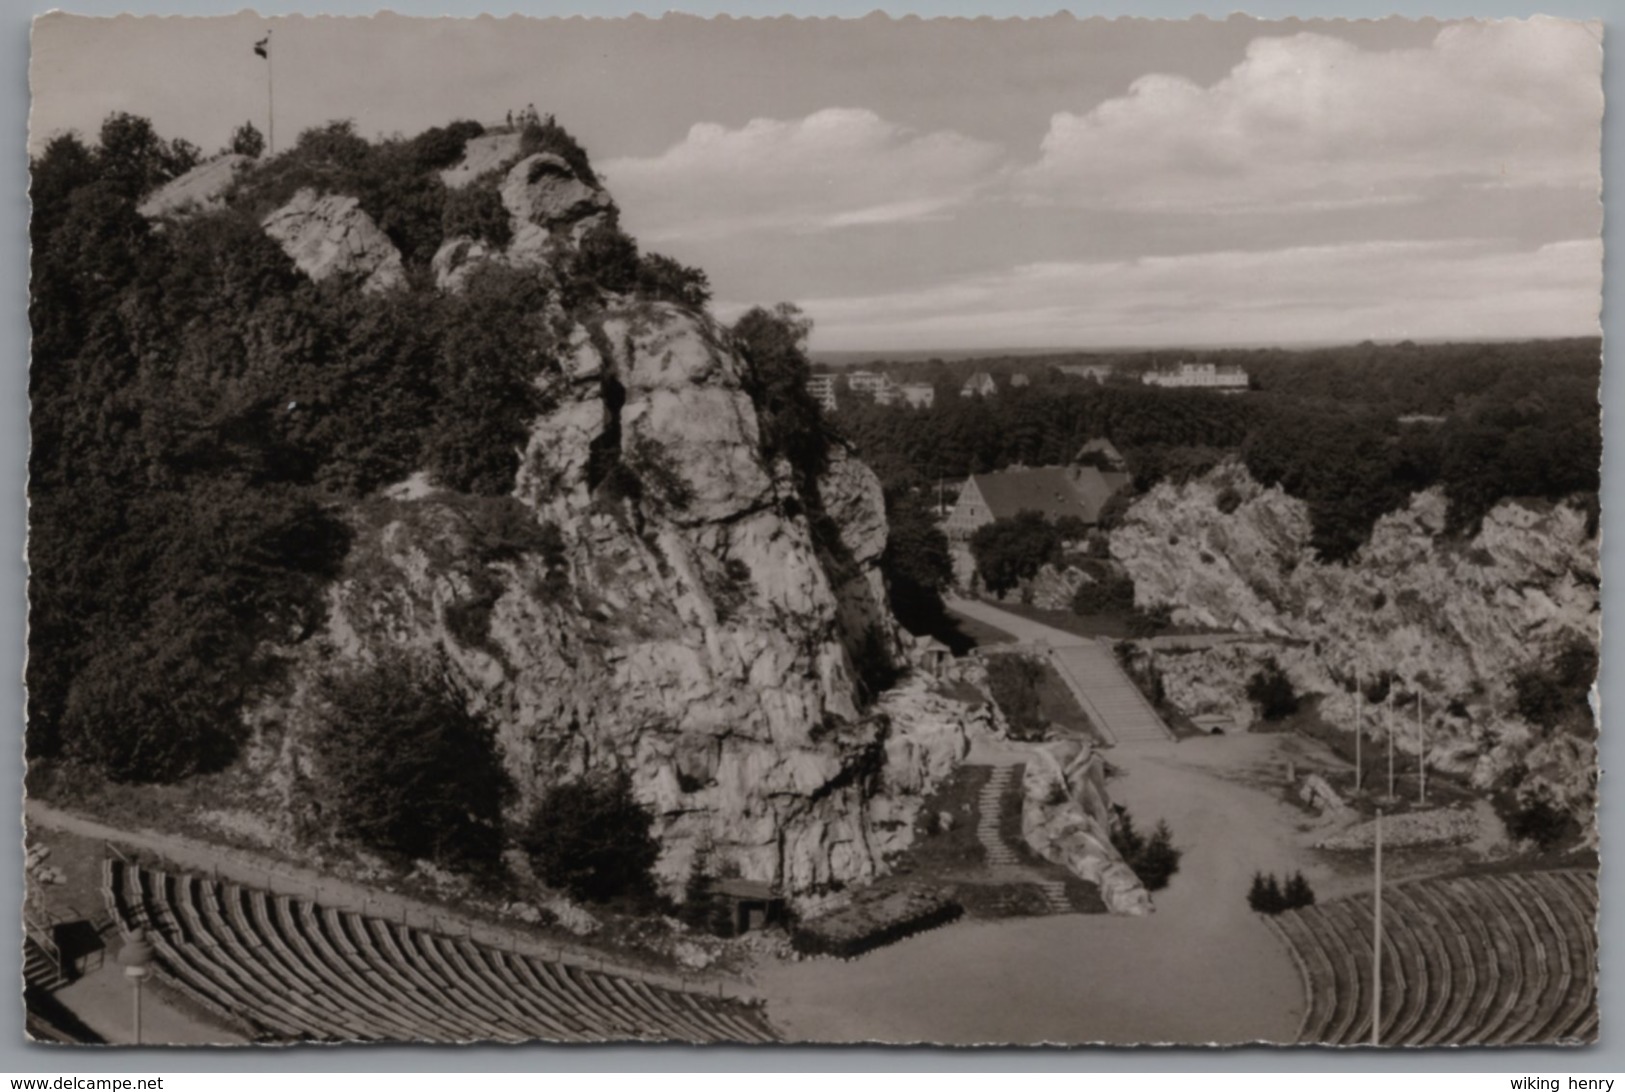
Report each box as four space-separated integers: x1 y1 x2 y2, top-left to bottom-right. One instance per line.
501 153 612 231
261 188 404 294
137 154 252 219
1020 741 1151 915
433 147 615 290
439 132 522 189
1111 463 1598 817
259 298 966 898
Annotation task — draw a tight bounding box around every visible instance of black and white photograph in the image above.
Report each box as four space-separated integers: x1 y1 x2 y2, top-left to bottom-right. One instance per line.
23 11 1603 1048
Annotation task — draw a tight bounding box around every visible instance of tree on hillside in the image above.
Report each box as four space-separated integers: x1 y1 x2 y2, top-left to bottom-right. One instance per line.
969 510 1062 595
521 769 662 905
95 111 199 200
730 304 828 492
229 121 266 159
880 488 953 634
311 653 512 870
636 252 711 309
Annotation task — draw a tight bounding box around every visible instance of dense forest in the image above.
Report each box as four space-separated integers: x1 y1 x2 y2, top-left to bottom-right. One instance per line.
833 338 1601 561
26 112 736 791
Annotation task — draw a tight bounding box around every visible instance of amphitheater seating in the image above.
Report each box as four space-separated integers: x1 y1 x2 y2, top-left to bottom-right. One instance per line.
1267 869 1597 1046
103 858 778 1044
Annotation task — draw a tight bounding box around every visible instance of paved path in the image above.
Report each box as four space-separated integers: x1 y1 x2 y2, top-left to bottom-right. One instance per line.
757 734 1315 1044
947 596 1173 746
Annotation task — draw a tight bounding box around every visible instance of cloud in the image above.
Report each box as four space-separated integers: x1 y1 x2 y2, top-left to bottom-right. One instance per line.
782 237 1600 351
1016 18 1602 213
599 108 1003 242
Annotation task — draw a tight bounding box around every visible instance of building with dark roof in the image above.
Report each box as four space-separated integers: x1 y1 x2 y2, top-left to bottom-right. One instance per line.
944 465 1130 540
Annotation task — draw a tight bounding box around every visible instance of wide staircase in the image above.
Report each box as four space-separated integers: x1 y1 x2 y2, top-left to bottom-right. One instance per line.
1266 869 1597 1046
103 858 778 1045
1045 640 1171 746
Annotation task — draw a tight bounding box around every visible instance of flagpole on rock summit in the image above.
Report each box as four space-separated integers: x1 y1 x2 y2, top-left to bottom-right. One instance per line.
255 30 274 155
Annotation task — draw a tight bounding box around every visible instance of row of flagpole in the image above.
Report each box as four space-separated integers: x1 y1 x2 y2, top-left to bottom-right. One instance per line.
1350 672 1429 806
1353 674 1409 1046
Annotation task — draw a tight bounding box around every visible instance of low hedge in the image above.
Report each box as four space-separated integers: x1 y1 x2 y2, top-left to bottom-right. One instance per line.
790 884 963 959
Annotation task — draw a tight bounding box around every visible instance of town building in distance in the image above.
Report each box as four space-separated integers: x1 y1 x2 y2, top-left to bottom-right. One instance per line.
808 372 936 410
807 374 837 412
1140 361 1249 392
898 381 935 409
960 371 998 398
944 462 1131 541
1055 363 1113 384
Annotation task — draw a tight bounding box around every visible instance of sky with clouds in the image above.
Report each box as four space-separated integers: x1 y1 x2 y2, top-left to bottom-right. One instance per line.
31 13 1603 351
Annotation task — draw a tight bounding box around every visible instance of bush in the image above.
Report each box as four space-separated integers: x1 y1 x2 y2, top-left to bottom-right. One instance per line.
1247 659 1300 721
310 654 512 870
984 654 1048 741
1511 638 1597 737
228 121 265 159
521 769 661 904
1505 789 1578 850
1248 872 1284 914
1111 810 1183 892
636 252 711 309
969 510 1062 595
1249 870 1315 914
1215 485 1243 515
1283 871 1316 909
678 844 736 937
1071 572 1136 617
1126 604 1173 638
441 183 512 248
517 114 599 186
574 221 640 295
790 885 962 959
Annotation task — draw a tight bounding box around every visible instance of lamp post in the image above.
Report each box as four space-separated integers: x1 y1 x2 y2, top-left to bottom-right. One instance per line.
1372 808 1384 1047
1354 672 1363 794
119 929 154 1045
1386 688 1396 802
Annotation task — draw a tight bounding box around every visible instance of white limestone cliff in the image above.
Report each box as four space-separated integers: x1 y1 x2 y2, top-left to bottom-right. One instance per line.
1110 462 1598 818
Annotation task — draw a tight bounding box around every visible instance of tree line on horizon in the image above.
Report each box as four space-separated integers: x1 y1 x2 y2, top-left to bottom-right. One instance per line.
833 338 1600 561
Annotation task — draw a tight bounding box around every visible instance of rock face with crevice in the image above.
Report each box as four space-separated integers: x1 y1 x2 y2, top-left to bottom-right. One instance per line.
254 291 970 898
434 146 617 289
1110 462 1598 821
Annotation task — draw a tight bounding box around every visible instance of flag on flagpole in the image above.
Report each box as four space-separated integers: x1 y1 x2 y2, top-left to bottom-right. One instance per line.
254 35 270 59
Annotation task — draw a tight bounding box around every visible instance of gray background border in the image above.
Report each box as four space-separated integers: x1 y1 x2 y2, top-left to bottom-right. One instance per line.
3 0 1615 1072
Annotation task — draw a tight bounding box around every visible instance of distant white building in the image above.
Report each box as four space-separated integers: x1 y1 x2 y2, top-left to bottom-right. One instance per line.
806 374 837 412
1141 361 1248 392
1057 363 1113 384
961 372 998 398
1009 373 1030 388
899 382 935 409
845 371 898 405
